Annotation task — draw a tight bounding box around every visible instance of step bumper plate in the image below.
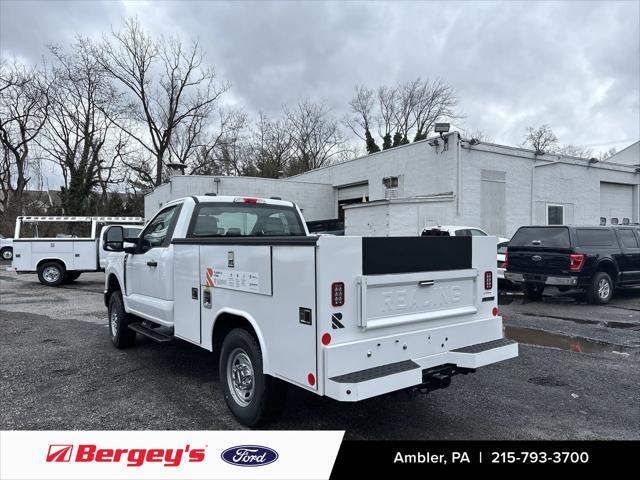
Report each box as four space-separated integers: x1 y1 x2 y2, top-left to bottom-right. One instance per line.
325 338 518 402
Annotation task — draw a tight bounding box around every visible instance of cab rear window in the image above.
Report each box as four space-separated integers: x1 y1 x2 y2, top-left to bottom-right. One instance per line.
510 227 570 248
189 203 305 237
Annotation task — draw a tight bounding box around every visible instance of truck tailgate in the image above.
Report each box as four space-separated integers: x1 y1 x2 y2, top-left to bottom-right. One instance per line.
357 269 478 329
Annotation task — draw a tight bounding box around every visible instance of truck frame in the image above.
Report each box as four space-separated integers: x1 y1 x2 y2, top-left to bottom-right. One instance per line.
103 196 518 426
12 216 144 286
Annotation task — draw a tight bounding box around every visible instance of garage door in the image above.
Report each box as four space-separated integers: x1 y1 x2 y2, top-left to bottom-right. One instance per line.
600 182 634 225
337 182 369 201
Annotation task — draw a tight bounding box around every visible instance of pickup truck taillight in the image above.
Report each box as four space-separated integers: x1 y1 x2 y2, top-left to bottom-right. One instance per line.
569 254 585 272
331 282 345 306
503 252 508 269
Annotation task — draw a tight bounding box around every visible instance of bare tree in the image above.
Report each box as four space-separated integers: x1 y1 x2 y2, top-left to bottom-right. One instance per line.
285 99 350 175
0 59 49 212
377 85 397 149
97 17 229 186
522 124 558 155
244 113 294 178
412 78 459 141
38 41 121 215
461 127 492 143
556 144 593 159
598 147 617 161
346 85 379 154
349 78 459 152
392 78 421 144
183 109 247 176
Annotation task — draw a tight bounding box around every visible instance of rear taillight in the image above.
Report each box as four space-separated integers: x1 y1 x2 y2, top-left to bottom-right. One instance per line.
569 254 585 272
331 282 345 306
242 197 258 203
503 252 509 269
484 271 493 290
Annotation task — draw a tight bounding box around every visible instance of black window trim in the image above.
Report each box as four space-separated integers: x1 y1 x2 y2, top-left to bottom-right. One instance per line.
617 228 640 249
186 202 306 239
575 227 616 247
140 202 183 251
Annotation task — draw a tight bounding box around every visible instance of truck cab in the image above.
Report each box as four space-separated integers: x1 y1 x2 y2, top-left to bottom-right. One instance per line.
104 196 518 426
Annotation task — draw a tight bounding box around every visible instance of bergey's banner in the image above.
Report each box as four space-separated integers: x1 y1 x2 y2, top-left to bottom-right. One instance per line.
0 431 344 480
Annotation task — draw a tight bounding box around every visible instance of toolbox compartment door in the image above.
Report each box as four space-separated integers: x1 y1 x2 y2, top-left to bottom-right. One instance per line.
357 269 478 330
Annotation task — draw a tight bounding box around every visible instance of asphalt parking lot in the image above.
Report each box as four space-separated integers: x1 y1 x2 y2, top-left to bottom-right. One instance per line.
1 265 638 439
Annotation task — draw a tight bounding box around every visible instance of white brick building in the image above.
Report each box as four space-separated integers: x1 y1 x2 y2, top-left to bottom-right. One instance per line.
145 132 639 237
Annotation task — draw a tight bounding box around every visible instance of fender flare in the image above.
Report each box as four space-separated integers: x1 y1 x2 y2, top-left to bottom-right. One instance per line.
594 258 619 278
210 307 271 374
36 257 69 271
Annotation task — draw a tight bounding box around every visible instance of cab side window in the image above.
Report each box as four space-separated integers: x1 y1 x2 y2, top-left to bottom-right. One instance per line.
141 205 180 250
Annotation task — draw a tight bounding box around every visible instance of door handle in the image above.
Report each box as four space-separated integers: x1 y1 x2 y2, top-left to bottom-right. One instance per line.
147 260 158 267
419 280 434 287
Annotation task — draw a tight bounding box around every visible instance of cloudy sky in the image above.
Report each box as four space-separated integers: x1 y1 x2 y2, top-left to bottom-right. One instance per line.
1 0 639 156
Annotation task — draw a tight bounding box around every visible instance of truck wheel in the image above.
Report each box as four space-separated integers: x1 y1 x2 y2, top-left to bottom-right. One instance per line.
37 261 65 287
1 248 12 260
63 272 81 283
220 328 286 427
522 282 544 299
588 272 613 304
108 290 136 348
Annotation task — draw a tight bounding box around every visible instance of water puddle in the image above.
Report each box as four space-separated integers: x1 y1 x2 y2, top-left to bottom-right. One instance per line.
504 325 638 354
518 312 640 330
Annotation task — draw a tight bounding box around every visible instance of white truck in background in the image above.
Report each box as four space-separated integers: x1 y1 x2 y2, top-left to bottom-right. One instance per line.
0 234 13 260
12 216 143 286
103 195 518 426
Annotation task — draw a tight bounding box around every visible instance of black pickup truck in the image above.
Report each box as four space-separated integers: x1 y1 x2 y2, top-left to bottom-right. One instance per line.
505 225 640 304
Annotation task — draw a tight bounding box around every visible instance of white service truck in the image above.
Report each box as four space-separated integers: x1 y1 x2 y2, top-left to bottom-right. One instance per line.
103 195 518 426
12 216 143 286
0 234 13 260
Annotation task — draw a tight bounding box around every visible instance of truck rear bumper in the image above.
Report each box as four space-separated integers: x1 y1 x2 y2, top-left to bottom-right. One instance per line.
505 272 579 286
324 338 518 402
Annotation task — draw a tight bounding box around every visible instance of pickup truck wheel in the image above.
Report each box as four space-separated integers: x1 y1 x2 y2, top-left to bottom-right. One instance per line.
588 272 613 304
1 248 12 260
522 282 544 299
108 291 136 348
37 262 65 287
220 328 286 427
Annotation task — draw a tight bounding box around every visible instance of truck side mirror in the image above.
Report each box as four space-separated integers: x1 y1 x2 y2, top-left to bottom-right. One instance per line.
103 226 124 252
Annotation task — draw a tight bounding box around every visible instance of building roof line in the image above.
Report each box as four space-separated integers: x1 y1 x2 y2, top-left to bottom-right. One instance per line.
287 133 458 179
607 140 639 160
166 174 332 186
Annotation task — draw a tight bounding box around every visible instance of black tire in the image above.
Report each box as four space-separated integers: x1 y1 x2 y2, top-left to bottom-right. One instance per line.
37 261 65 287
522 282 545 299
63 272 81 283
588 271 613 305
0 248 12 260
108 290 136 348
219 328 287 427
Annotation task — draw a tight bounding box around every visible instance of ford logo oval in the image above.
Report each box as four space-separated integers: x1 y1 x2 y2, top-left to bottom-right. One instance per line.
531 255 542 262
221 445 279 467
